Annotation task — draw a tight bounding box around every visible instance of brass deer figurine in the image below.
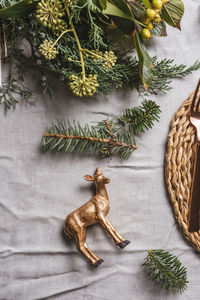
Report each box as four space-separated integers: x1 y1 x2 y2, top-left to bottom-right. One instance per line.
64 166 131 267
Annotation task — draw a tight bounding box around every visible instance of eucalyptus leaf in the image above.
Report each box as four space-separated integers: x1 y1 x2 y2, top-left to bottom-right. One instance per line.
111 16 135 35
103 2 135 22
98 0 107 10
129 2 146 19
0 0 37 18
161 0 184 30
110 0 132 15
134 32 153 89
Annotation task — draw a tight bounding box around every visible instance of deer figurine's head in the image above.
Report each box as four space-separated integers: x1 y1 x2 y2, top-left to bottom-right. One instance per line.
84 166 110 185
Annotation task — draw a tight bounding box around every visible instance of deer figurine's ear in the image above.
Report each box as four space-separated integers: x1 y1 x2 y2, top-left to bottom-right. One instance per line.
83 175 94 181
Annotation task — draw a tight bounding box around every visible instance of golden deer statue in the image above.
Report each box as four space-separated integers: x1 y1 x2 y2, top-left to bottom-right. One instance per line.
64 166 130 267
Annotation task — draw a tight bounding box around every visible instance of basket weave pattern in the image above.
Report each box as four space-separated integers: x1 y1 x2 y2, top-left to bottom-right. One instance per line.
165 90 200 251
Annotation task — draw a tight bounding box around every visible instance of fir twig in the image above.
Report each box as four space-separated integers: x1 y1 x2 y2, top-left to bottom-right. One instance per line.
117 100 161 134
42 120 137 160
142 250 188 294
41 100 160 159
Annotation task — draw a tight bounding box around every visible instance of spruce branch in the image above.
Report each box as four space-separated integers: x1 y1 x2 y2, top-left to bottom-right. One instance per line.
142 250 188 294
41 100 160 159
97 100 161 135
42 120 137 160
117 100 161 134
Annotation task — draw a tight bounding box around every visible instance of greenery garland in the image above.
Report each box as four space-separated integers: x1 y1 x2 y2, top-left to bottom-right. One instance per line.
0 0 199 106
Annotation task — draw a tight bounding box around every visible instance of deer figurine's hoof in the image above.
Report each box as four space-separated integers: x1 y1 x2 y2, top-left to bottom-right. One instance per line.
94 259 104 268
117 240 131 249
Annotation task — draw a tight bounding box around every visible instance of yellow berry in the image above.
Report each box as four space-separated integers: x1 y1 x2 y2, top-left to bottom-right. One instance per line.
147 22 153 30
154 15 162 23
146 9 156 19
143 17 151 25
142 28 151 39
152 0 163 9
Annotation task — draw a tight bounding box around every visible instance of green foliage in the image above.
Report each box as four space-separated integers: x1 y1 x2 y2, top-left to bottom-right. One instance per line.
42 120 137 160
1 14 199 109
0 0 18 7
26 17 200 96
0 0 187 97
71 0 107 48
142 250 188 294
0 79 37 111
146 58 200 94
0 18 38 110
134 32 153 90
151 21 166 37
0 0 36 18
41 100 160 159
117 100 161 134
97 100 161 134
161 0 184 29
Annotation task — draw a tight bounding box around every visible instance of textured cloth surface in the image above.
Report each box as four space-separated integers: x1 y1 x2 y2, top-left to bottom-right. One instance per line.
0 1 200 299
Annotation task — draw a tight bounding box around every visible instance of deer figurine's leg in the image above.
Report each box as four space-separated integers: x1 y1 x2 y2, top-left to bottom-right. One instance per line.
98 213 130 249
75 227 104 267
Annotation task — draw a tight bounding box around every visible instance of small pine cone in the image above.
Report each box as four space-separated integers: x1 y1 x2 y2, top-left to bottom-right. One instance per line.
39 40 58 60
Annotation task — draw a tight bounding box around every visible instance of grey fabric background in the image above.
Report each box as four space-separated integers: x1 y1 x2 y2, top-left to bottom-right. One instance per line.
0 1 200 299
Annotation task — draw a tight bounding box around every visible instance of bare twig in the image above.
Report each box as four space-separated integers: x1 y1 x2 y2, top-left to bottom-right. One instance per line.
2 24 7 58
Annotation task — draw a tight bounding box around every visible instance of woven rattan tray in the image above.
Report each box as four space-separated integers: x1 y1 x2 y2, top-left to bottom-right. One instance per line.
165 90 200 251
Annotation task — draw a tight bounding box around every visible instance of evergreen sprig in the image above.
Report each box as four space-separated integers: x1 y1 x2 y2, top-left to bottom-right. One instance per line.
41 100 160 159
142 250 188 294
146 58 200 95
0 80 37 110
117 100 161 134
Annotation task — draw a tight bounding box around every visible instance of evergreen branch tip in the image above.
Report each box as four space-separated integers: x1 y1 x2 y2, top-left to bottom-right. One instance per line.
142 249 188 294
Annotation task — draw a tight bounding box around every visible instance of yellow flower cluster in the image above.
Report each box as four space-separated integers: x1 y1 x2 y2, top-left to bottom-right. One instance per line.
102 51 117 69
36 0 67 34
64 0 74 6
92 50 117 69
69 74 99 97
141 0 169 39
53 19 68 35
35 0 118 98
39 40 58 60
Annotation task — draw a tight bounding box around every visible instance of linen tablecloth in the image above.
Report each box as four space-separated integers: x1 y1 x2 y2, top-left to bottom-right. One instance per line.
0 1 200 299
